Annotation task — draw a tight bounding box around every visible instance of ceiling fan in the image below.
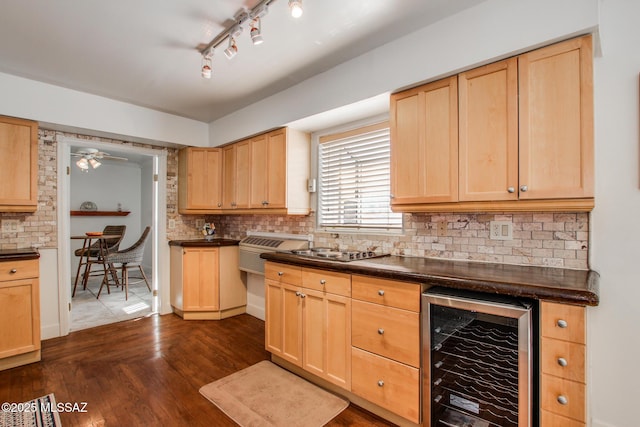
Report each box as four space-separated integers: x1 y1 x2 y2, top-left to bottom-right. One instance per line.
71 148 128 171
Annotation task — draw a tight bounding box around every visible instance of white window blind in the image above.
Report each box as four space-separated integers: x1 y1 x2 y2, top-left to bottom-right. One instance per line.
318 123 402 230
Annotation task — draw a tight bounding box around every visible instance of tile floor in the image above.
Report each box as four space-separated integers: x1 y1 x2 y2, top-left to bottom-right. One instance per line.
70 268 155 332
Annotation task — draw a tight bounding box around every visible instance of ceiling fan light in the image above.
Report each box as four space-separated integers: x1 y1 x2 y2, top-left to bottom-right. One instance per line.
289 0 303 18
76 158 89 170
224 38 238 59
89 158 101 169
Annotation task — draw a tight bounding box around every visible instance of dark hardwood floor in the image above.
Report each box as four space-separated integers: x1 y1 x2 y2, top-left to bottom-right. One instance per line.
0 313 393 426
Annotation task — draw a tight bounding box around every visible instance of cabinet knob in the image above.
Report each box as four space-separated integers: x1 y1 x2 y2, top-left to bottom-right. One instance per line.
300 293 306 298
377 380 384 387
507 186 515 193
320 279 326 285
520 185 528 192
217 202 222 207
390 194 395 199
557 319 568 328
295 291 301 297
557 357 568 367
10 269 17 274
278 271 284 276
378 328 384 335
378 289 385 296
557 395 568 405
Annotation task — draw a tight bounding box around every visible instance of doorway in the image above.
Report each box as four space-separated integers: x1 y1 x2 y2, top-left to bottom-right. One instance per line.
56 136 171 335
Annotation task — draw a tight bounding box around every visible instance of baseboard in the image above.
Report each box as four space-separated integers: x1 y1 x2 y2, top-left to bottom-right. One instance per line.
41 323 61 340
245 301 265 321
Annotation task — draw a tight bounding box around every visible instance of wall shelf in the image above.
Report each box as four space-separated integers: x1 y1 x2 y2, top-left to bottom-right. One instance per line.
70 210 130 216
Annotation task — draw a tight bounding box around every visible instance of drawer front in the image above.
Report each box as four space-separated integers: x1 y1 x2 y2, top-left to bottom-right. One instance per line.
0 259 39 282
352 300 420 367
351 275 420 312
541 374 586 423
541 337 586 383
541 301 586 344
301 268 351 297
540 410 585 427
351 347 420 423
265 262 301 285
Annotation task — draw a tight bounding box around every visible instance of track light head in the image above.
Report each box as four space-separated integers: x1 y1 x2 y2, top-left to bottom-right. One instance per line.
289 0 303 18
250 19 263 45
201 49 213 79
224 37 238 59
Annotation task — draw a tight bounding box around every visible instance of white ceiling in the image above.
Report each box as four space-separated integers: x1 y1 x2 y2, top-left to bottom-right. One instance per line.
0 0 482 124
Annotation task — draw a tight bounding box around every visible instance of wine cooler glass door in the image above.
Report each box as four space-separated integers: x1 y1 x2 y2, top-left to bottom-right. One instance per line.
422 289 532 427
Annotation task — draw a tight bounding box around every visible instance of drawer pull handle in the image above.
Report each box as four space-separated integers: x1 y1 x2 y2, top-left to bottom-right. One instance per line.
10 269 17 274
378 328 384 335
377 380 384 387
378 289 385 296
557 395 568 405
557 319 568 328
320 279 326 285
277 271 284 276
557 357 568 367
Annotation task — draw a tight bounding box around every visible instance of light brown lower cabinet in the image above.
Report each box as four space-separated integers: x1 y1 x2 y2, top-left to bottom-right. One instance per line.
0 258 40 370
265 263 351 390
170 246 246 320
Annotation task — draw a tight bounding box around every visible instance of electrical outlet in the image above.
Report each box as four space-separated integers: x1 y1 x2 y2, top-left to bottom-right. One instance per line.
437 222 447 237
195 219 205 229
168 219 176 230
490 221 513 240
1 219 19 233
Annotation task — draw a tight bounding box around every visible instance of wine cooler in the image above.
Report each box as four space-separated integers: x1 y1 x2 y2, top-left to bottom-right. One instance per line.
422 288 534 427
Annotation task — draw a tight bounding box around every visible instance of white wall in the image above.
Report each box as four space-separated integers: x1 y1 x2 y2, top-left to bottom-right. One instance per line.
0 72 208 147
39 248 60 339
141 158 154 270
589 1 640 426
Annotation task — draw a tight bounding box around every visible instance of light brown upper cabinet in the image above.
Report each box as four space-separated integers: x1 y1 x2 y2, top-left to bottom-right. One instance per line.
250 128 287 209
519 35 594 201
222 140 251 210
390 34 594 212
178 147 222 214
0 116 38 212
459 58 519 202
390 76 459 205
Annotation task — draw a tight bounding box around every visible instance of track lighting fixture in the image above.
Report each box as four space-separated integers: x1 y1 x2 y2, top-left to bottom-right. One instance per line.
224 37 238 59
289 0 303 18
198 0 307 77
250 18 263 45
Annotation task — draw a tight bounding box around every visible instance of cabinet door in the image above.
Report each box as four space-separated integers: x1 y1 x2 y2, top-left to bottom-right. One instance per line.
250 133 268 208
222 145 236 209
0 278 40 358
459 58 518 201
390 76 458 205
182 248 219 311
235 140 251 209
519 35 594 199
265 129 287 208
265 280 303 367
302 288 351 389
0 116 38 211
180 148 222 210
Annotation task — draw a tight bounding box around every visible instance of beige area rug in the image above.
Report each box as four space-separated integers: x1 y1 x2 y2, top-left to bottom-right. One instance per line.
199 361 349 427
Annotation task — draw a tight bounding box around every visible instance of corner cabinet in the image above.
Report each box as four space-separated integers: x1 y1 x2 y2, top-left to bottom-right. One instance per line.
170 245 246 320
0 116 38 212
178 147 223 214
391 35 594 213
0 256 40 370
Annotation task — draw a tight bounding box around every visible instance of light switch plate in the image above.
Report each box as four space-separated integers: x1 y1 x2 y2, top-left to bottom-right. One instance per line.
490 221 513 240
1 219 19 233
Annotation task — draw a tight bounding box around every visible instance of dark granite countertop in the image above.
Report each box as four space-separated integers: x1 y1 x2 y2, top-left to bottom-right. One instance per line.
168 238 240 247
261 252 599 306
0 248 40 261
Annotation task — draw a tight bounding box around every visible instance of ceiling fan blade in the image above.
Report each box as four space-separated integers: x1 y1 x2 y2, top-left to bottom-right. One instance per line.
102 155 129 161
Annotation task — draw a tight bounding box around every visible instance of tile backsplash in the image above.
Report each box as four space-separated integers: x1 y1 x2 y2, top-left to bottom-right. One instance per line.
1 128 589 270
213 211 589 270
